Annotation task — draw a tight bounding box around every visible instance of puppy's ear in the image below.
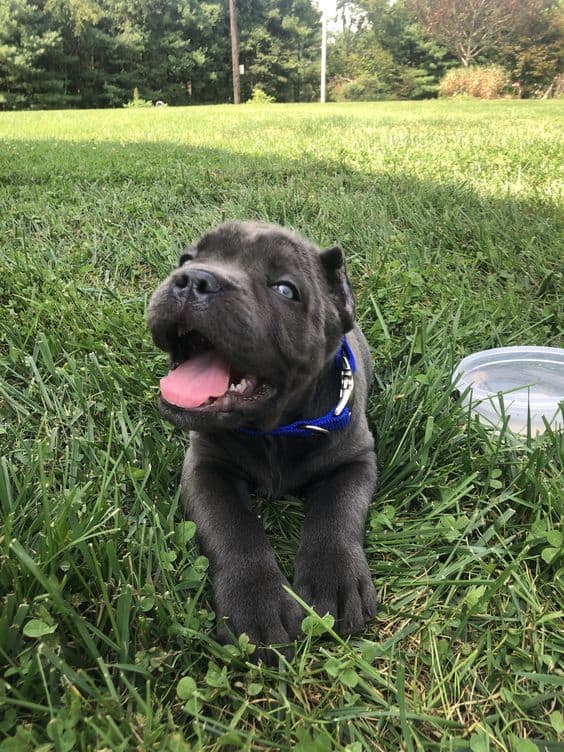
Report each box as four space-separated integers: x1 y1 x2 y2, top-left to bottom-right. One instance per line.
320 245 355 332
178 246 196 266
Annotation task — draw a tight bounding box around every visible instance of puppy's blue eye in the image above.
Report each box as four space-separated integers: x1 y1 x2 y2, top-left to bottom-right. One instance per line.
272 281 299 301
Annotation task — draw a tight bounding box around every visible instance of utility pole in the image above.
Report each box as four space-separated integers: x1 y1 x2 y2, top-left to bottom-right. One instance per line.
320 5 327 103
229 0 240 104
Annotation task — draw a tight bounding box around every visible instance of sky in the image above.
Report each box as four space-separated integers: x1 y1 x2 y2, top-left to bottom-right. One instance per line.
316 0 338 20
316 0 340 30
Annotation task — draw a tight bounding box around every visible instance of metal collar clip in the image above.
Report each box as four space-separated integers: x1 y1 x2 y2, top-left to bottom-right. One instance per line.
334 354 355 416
303 354 355 434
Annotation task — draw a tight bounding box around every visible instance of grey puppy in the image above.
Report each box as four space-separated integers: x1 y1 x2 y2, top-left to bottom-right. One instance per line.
147 221 377 663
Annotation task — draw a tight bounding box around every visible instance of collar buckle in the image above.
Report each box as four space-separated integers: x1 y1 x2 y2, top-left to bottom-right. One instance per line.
334 354 355 417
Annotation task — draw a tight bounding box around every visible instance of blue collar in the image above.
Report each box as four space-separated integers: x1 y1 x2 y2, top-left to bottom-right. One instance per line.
238 336 356 438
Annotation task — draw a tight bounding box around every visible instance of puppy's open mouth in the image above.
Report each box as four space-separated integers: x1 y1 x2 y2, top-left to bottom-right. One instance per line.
160 327 274 412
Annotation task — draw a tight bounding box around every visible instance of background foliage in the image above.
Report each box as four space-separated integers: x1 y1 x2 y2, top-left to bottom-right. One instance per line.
0 0 561 108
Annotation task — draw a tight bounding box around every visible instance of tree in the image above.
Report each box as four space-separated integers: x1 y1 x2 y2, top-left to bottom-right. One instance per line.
413 0 522 67
492 0 563 96
328 0 453 99
239 0 321 102
0 0 66 108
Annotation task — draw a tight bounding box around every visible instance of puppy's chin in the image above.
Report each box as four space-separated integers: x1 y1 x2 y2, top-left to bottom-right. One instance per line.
157 392 281 433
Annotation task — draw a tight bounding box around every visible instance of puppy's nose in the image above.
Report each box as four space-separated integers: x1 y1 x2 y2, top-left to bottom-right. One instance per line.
172 268 222 299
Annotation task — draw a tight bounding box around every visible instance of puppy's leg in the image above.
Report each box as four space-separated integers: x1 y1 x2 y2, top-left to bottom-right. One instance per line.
294 456 377 634
182 454 303 663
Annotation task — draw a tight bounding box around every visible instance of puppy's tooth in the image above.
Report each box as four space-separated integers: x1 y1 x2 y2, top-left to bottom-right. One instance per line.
226 379 250 395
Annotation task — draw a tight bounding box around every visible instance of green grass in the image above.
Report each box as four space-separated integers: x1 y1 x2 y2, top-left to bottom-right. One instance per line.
0 100 563 751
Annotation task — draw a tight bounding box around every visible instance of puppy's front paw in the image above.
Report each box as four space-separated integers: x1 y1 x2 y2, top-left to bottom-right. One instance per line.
294 545 376 635
213 566 303 664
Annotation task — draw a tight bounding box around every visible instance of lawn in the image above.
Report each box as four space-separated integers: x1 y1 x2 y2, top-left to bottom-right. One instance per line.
0 100 562 751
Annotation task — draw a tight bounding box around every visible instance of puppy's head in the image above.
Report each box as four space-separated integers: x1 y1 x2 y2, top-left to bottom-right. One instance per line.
147 221 355 431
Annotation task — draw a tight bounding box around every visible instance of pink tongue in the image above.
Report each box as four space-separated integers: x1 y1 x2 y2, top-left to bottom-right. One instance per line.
160 351 230 408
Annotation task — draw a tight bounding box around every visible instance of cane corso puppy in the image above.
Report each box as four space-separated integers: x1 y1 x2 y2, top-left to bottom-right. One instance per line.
147 221 377 663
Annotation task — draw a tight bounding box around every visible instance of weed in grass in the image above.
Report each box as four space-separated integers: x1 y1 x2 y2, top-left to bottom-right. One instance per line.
0 101 562 751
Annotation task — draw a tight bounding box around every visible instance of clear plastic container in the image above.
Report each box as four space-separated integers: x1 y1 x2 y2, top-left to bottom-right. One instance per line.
453 346 564 435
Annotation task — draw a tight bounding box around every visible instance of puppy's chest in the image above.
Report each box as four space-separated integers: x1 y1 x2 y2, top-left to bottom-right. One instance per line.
241 438 323 498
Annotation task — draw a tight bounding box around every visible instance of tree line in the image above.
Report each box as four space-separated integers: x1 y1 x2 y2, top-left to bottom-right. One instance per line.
0 0 561 109
329 0 562 101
